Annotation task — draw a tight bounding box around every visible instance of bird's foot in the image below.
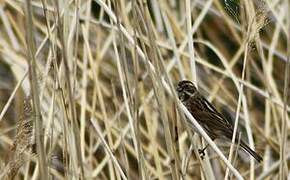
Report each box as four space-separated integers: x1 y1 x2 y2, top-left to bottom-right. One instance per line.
198 148 205 160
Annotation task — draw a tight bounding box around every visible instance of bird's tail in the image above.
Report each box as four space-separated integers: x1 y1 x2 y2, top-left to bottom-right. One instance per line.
240 141 263 163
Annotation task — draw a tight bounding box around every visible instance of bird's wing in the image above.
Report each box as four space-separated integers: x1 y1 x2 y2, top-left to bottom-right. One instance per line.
199 96 233 127
190 110 233 132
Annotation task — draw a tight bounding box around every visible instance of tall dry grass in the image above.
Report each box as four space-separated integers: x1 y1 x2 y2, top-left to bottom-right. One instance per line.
0 0 289 179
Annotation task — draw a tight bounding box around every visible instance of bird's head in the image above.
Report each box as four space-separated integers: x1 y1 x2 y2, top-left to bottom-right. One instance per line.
176 80 198 102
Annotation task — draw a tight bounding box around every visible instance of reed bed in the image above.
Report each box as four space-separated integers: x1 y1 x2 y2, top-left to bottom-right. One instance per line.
0 0 289 179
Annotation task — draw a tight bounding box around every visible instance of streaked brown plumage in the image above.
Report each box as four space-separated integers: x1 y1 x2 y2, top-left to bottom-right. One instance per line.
176 80 262 162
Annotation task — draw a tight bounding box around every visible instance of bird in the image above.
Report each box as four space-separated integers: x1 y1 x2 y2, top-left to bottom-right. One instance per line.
176 80 262 162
